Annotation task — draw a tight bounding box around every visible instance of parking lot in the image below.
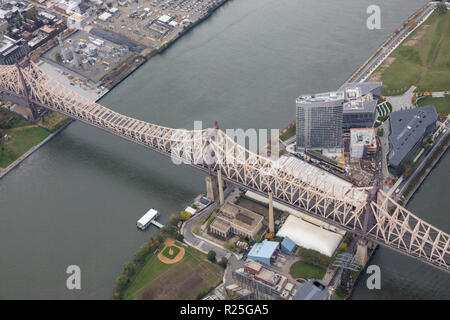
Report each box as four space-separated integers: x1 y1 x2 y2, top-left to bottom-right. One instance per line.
93 0 225 49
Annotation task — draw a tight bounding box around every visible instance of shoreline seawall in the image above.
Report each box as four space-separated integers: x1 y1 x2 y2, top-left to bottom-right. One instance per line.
0 119 73 180
0 1 232 179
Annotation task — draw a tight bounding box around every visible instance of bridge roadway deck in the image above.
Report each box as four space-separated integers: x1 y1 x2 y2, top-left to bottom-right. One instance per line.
0 62 448 274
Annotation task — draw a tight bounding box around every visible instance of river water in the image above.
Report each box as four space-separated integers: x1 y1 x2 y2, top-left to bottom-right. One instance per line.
1 0 448 299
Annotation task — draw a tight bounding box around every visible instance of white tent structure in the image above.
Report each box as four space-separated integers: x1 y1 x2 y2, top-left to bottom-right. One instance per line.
277 215 343 257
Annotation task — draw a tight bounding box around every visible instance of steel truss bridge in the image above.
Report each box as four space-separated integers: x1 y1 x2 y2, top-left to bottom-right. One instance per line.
0 62 449 273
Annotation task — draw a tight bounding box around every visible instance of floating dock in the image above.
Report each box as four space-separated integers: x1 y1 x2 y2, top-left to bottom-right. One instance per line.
137 208 164 230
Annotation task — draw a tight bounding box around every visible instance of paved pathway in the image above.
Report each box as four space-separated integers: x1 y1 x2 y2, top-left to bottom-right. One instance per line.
385 86 417 111
181 186 244 286
354 3 435 83
431 91 446 98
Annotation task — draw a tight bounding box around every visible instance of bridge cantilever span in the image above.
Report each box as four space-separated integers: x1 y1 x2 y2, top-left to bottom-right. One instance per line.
0 62 449 273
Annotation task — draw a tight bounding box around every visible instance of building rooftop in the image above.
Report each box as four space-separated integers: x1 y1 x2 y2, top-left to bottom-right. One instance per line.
296 91 344 105
338 82 382 98
389 106 437 167
281 236 296 252
350 128 377 147
245 260 263 273
275 156 366 205
343 99 377 114
294 279 329 300
248 239 279 261
217 202 264 232
209 218 231 233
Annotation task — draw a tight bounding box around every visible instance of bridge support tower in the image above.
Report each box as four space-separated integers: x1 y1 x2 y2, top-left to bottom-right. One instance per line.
205 175 218 201
269 193 274 233
217 170 224 206
16 61 38 121
355 239 369 266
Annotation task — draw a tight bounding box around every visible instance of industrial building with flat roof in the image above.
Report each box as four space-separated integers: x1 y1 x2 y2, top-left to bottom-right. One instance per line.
232 260 290 300
247 240 280 265
280 236 296 255
388 106 437 175
350 128 377 159
209 202 264 240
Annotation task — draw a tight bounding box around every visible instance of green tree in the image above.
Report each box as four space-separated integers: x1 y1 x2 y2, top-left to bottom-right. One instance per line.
297 248 332 269
436 3 447 15
123 262 137 278
134 243 150 265
163 224 177 235
115 275 129 292
175 232 184 242
149 239 160 253
25 7 36 20
402 163 413 178
219 257 228 268
112 291 121 300
170 213 182 225
207 250 216 263
156 234 164 243
55 52 62 63
179 211 191 221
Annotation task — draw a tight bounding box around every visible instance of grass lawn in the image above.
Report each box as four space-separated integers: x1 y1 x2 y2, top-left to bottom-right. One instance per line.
290 261 326 280
378 12 450 95
38 111 70 132
0 126 50 168
334 293 346 300
280 124 296 141
123 245 223 300
0 108 32 129
162 245 180 259
417 95 450 115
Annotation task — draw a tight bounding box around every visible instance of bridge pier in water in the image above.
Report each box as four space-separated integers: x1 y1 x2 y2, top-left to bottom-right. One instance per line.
355 239 369 265
205 175 218 201
1 62 448 273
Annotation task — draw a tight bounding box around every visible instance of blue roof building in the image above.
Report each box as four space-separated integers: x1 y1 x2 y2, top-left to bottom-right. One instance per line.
280 236 296 255
247 239 280 265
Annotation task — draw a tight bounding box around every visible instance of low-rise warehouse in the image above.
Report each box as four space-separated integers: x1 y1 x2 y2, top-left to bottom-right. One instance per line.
280 236 296 255
247 240 280 265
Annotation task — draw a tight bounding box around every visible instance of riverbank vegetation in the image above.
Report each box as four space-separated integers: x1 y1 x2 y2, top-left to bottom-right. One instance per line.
0 107 70 169
114 210 224 300
376 10 450 95
397 132 450 206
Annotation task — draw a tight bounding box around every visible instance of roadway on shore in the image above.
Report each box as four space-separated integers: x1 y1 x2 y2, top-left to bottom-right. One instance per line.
351 3 435 83
181 186 244 286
